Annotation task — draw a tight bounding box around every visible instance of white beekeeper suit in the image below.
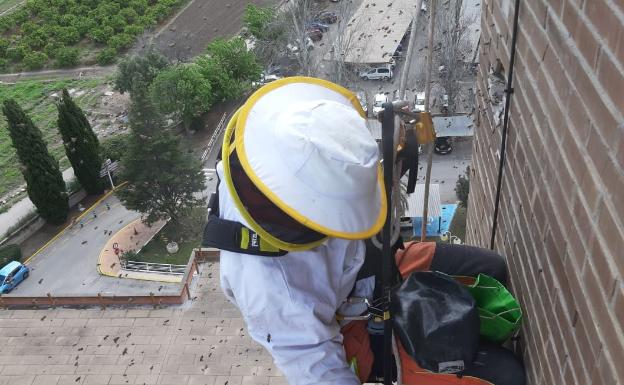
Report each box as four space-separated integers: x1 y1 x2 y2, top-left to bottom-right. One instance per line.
213 77 386 385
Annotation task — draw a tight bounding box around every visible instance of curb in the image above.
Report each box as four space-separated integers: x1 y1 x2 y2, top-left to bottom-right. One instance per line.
97 218 182 284
23 182 128 265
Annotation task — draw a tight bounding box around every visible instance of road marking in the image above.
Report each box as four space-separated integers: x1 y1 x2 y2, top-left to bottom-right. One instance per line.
24 182 128 265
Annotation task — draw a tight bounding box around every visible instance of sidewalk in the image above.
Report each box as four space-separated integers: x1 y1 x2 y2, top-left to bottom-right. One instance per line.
98 218 182 283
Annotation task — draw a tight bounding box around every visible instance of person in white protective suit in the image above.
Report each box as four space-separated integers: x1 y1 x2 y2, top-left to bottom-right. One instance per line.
212 77 386 385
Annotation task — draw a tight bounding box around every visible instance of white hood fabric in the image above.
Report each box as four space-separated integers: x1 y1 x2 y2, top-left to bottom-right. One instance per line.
234 78 386 240
217 162 365 385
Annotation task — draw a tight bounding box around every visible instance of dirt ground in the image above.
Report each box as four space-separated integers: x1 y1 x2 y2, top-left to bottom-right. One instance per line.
149 0 278 60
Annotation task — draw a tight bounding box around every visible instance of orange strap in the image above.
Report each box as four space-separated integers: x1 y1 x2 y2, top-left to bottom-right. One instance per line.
341 320 374 383
395 241 437 278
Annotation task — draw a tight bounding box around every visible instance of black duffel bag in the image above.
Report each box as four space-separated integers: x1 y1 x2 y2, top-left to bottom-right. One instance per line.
391 271 480 374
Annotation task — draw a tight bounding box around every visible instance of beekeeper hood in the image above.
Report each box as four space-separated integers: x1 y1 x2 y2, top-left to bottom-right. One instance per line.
221 77 386 252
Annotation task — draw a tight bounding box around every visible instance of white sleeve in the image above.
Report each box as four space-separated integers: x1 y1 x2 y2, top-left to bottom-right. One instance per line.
217 164 364 385
221 243 363 385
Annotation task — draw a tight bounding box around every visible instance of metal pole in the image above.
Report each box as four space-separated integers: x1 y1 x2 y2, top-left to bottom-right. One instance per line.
107 171 115 189
398 0 424 100
420 0 437 242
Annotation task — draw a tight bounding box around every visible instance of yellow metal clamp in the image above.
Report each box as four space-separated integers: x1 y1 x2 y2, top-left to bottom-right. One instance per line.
415 112 436 144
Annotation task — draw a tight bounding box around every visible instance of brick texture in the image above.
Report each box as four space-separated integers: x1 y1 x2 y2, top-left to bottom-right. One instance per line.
468 0 624 384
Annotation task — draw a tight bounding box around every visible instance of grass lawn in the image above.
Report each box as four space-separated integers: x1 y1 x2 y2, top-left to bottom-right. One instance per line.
133 209 205 266
449 205 467 242
132 233 199 266
0 78 105 198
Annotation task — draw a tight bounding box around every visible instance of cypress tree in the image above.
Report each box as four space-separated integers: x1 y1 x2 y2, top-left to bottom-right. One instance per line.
2 99 69 225
57 88 104 195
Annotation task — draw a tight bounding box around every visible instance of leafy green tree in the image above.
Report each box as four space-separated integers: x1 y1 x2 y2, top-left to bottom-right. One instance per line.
107 33 133 50
89 26 114 44
57 89 104 195
117 93 205 229
120 8 139 24
57 26 81 46
2 100 68 224
23 52 48 70
106 15 127 33
96 47 117 65
114 51 169 95
206 37 261 82
195 56 245 102
44 41 64 58
6 46 27 62
455 166 470 208
243 4 277 39
55 47 80 68
123 24 144 37
0 39 8 57
100 132 130 162
149 64 213 132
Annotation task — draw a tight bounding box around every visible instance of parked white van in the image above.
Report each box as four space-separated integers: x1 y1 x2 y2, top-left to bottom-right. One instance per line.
359 65 393 81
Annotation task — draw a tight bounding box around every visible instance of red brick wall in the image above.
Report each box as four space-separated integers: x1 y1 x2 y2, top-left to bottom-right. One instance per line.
467 0 624 384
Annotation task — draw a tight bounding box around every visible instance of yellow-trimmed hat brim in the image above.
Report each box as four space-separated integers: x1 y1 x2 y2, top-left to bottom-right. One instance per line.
234 77 387 240
222 109 328 252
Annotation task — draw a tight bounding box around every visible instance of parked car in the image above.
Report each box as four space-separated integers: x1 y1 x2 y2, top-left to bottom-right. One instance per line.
306 21 329 32
0 261 29 294
306 27 323 41
372 93 388 117
414 91 426 112
266 64 282 76
252 73 283 88
359 65 393 81
287 38 314 57
315 11 338 24
434 136 453 155
400 217 413 229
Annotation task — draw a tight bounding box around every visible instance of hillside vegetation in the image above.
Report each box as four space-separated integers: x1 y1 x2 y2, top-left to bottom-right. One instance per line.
0 0 184 72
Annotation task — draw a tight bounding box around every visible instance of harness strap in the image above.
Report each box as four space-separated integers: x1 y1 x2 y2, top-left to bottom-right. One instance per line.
202 190 288 257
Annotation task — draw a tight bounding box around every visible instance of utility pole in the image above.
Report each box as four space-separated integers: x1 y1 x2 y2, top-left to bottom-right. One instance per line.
420 0 437 242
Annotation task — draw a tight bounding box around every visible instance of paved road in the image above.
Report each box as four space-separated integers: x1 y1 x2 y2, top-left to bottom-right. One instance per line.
7 194 182 297
0 169 77 241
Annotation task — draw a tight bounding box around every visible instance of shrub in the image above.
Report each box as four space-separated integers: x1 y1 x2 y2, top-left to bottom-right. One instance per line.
0 58 7 71
0 1 182 71
107 33 133 51
100 132 130 162
23 51 48 70
44 41 63 58
0 38 9 57
66 177 82 194
0 244 22 267
97 47 117 65
455 166 470 208
55 47 80 68
6 46 26 62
